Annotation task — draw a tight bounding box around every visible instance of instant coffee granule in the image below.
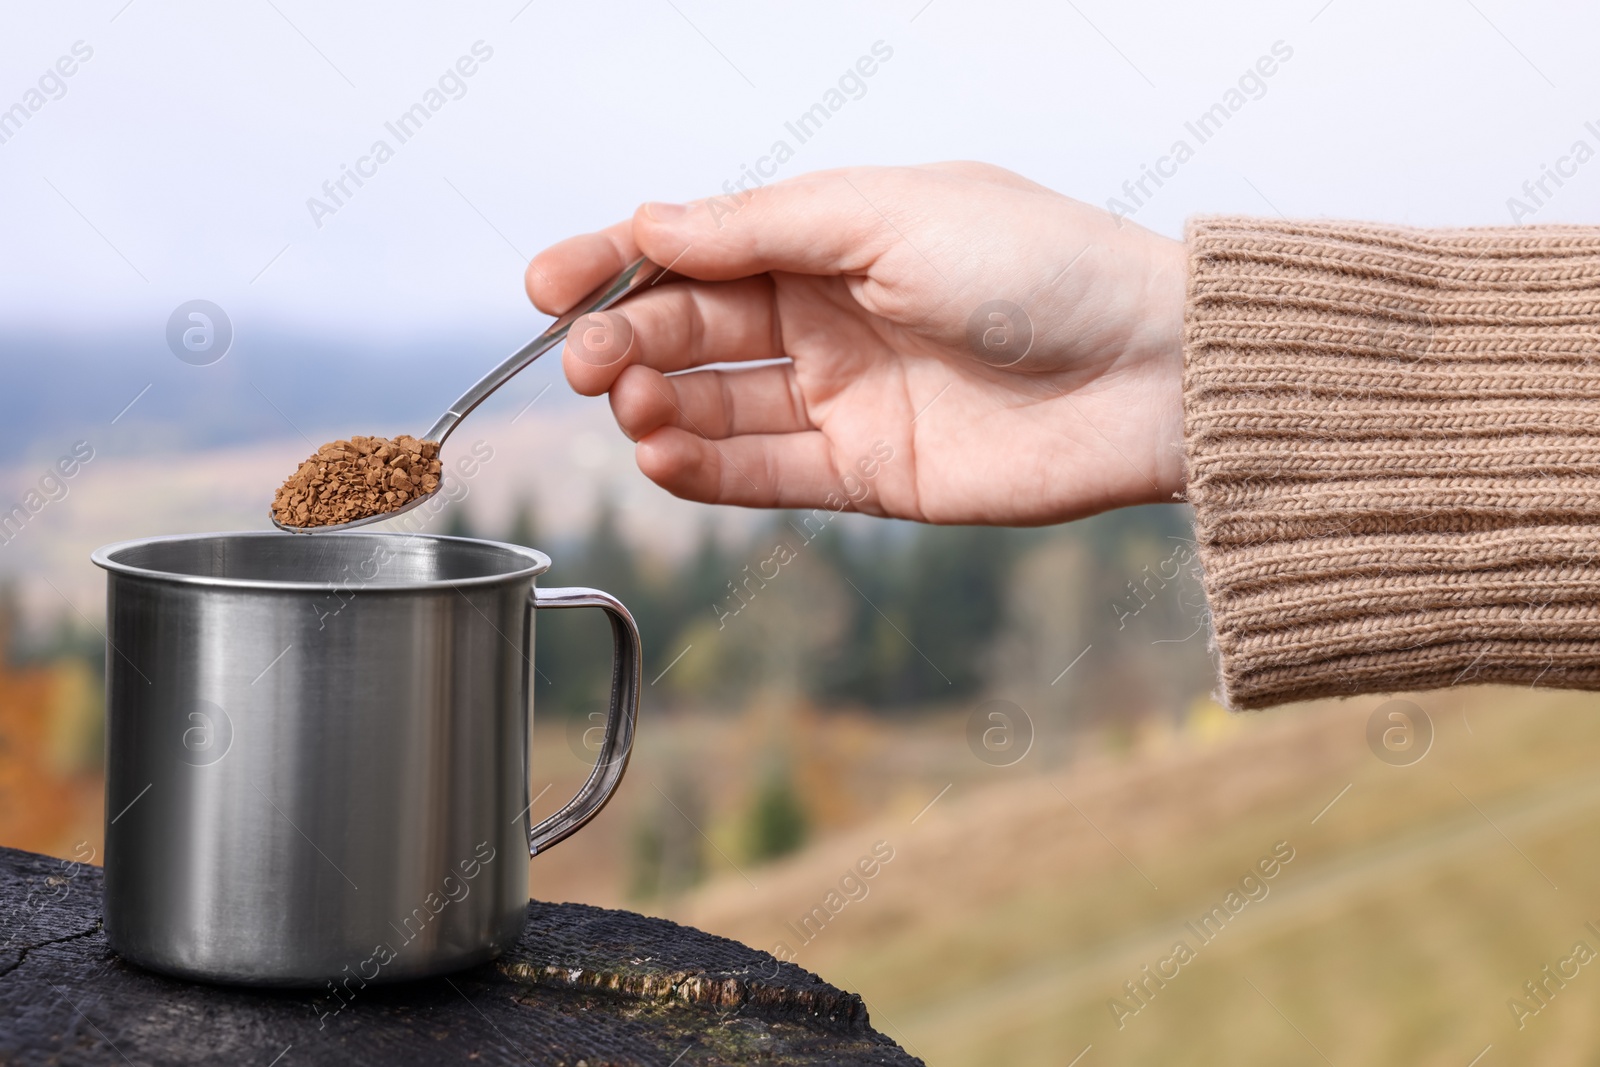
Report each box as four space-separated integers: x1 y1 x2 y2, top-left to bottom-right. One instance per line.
272 435 442 527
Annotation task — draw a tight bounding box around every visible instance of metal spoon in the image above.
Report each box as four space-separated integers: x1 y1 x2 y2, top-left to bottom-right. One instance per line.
271 256 666 534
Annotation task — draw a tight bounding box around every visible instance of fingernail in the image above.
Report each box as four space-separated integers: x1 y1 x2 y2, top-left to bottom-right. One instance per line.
643 201 688 222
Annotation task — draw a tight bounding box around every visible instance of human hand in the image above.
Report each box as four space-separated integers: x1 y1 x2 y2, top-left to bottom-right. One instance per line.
525 162 1186 526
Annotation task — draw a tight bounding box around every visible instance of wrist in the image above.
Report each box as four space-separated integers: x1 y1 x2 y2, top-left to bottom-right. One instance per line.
1136 234 1190 503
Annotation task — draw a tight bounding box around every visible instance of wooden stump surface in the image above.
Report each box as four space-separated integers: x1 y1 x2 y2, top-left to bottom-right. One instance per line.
0 846 924 1067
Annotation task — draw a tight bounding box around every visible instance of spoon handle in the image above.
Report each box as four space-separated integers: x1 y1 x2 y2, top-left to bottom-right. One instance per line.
423 256 666 444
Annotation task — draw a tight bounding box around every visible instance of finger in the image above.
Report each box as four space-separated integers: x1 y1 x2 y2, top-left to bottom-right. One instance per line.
525 220 638 314
630 170 903 282
636 427 859 510
610 363 813 442
561 276 783 397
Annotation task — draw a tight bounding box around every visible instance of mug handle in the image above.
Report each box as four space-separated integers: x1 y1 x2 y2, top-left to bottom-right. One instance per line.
524 586 642 856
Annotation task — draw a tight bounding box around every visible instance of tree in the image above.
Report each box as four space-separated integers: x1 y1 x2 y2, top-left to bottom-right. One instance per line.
744 764 808 864
538 496 659 716
505 496 542 549
900 525 1020 701
572 496 640 595
678 519 729 622
628 775 707 900
441 504 475 539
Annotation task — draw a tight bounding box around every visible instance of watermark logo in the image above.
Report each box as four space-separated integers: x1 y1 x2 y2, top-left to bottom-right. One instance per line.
1366 699 1432 767
1112 540 1199 629
1109 840 1295 1029
1106 40 1294 223
166 300 233 366
0 440 94 549
966 699 1033 767
311 840 497 1028
567 311 635 368
965 300 1034 368
0 41 93 147
0 841 96 952
564 702 625 769
1508 922 1600 1030
305 41 494 229
772 840 895 962
309 440 494 630
705 40 897 229
178 699 233 767
713 440 894 630
1506 120 1600 224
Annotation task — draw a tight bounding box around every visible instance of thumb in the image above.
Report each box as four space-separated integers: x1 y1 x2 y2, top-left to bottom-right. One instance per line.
631 171 897 282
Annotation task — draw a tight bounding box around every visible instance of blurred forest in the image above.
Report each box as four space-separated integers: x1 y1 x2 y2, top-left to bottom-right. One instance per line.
457 499 1212 726
8 506 1589 1066
0 500 1214 885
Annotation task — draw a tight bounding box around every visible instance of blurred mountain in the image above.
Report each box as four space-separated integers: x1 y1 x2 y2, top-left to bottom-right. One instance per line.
0 322 570 463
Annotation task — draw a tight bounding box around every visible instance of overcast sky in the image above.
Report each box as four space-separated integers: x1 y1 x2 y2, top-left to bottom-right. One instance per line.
1 0 1594 343
0 0 1595 620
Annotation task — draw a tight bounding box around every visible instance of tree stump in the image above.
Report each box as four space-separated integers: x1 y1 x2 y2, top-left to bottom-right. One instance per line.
0 846 922 1066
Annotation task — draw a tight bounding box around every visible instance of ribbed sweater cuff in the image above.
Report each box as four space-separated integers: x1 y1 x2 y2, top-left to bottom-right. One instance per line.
1184 217 1600 709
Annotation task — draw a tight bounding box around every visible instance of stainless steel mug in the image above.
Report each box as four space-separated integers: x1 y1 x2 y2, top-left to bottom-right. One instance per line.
90 531 640 986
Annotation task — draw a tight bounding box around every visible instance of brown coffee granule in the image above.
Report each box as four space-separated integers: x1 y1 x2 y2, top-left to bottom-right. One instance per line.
272 435 442 528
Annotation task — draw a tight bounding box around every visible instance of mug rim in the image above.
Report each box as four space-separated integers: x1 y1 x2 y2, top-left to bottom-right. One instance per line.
91 530 552 593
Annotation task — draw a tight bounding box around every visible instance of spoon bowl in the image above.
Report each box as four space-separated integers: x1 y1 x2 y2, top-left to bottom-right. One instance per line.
268 493 437 534
271 257 665 534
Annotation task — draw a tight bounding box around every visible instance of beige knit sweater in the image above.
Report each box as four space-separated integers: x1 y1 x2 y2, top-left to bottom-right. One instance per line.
1184 217 1600 709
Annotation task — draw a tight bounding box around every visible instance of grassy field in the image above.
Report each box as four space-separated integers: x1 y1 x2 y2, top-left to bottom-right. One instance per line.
24 677 1600 1064
656 687 1600 1066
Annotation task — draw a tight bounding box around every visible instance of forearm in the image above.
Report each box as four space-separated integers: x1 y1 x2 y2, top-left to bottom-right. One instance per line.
1183 217 1600 708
